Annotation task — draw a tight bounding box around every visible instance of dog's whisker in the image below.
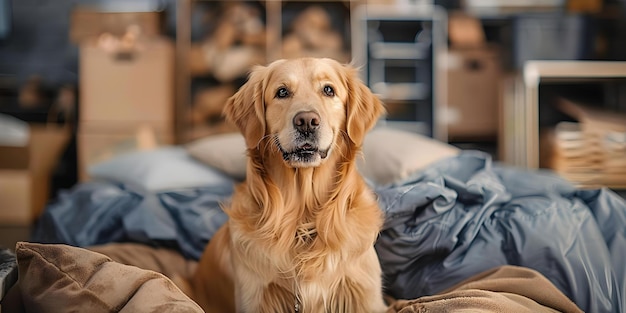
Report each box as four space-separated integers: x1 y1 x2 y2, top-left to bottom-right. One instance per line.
255 134 273 150
272 136 283 154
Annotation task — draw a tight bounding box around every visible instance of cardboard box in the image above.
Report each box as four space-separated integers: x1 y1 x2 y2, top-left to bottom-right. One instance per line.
448 12 486 48
0 125 70 225
70 8 162 43
77 122 174 181
0 146 29 169
444 46 501 140
0 171 49 225
79 38 174 125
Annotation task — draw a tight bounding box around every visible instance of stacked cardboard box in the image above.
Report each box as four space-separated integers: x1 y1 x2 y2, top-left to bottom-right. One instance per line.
445 12 502 141
0 125 70 224
76 16 174 180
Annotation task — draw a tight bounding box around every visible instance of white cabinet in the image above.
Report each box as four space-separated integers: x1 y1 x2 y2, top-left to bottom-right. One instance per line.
351 4 447 140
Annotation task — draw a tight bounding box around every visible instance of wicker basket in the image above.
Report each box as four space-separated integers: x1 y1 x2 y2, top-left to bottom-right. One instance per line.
542 99 626 189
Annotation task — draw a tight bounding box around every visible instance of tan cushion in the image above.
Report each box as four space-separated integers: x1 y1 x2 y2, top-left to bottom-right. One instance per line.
186 132 247 181
187 128 460 186
15 242 203 313
357 127 460 185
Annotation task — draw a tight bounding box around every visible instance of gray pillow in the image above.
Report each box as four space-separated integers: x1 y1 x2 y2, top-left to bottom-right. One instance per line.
186 133 247 181
357 127 460 185
89 146 233 191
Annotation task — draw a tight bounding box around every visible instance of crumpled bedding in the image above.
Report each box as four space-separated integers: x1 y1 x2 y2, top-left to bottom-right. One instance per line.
3 242 581 313
374 152 626 313
33 183 232 260
32 151 626 312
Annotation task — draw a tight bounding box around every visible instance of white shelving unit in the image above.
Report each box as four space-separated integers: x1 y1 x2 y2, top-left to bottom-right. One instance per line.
351 4 447 141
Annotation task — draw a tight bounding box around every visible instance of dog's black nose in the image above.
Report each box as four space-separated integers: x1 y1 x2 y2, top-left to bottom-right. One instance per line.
293 111 320 133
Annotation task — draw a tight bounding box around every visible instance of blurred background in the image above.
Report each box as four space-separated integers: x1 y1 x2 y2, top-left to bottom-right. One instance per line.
1 0 625 243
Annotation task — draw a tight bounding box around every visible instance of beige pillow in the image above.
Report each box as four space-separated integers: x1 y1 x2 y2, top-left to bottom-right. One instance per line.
15 242 203 313
186 127 459 186
186 133 247 181
357 127 460 185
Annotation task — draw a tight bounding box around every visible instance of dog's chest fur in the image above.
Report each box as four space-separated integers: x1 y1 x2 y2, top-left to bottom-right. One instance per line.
231 207 368 311
224 144 384 311
231 188 356 278
229 170 381 300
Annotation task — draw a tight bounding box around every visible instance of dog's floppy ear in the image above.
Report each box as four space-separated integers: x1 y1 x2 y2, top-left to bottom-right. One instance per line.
344 65 385 146
223 65 267 149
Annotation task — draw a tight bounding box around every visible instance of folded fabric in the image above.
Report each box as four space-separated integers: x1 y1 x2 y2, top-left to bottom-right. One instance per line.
14 242 203 313
387 265 583 313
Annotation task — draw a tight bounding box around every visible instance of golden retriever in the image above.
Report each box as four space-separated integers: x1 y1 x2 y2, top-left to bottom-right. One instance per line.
191 57 387 313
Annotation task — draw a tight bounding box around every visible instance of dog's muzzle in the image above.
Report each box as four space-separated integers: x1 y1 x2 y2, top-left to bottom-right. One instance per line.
277 111 330 167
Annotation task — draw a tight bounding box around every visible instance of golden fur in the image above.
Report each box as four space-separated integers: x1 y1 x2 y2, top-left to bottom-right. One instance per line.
191 58 387 313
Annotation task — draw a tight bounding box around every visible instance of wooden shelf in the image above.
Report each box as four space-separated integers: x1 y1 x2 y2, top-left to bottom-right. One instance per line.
175 0 358 144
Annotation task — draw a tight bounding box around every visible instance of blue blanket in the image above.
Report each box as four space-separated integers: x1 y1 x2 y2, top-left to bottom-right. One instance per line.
374 151 625 313
33 152 626 312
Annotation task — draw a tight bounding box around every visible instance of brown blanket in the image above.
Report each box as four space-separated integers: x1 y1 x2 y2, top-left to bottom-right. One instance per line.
386 265 582 313
5 242 583 313
93 243 582 313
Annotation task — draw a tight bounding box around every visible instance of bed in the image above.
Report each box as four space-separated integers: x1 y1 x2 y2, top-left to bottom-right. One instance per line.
3 127 625 312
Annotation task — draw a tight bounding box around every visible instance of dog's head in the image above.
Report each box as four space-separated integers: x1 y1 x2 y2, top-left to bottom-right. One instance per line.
224 58 384 168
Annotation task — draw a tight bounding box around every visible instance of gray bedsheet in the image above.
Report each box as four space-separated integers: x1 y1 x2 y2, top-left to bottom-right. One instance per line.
32 151 626 312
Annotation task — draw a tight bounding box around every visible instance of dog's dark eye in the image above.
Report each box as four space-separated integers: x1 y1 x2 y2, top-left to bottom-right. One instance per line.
323 85 335 97
276 87 290 98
